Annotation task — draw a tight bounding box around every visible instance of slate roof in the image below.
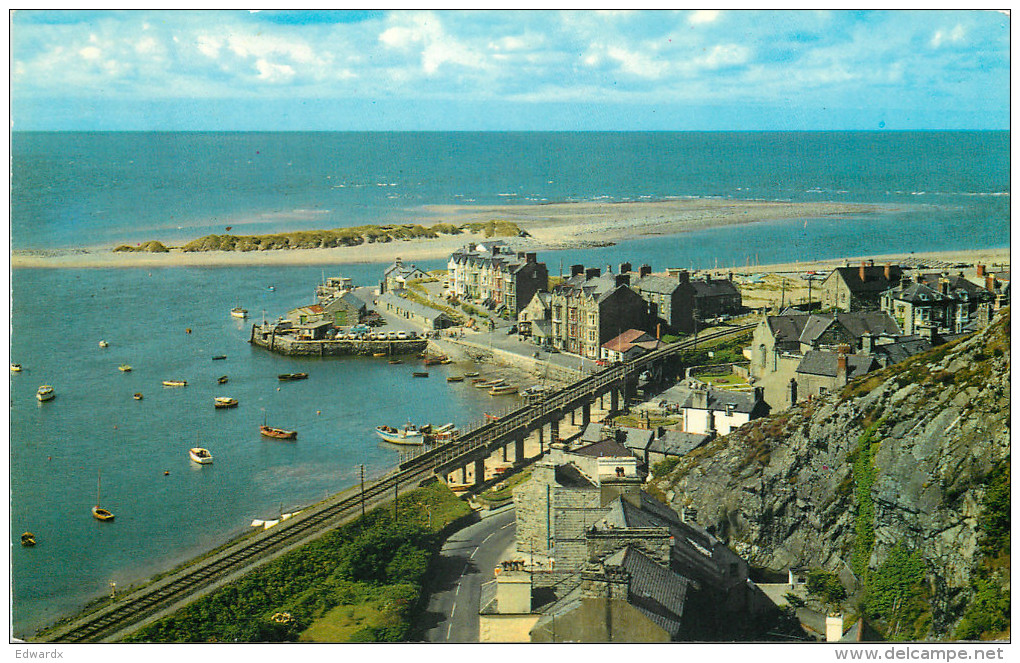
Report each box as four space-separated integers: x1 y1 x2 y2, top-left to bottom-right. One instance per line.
766 314 812 352
649 430 712 457
681 388 759 414
918 273 993 298
885 282 951 305
830 265 906 296
554 463 596 488
632 275 684 295
608 547 690 639
581 423 654 451
796 351 878 378
797 311 901 346
691 278 740 298
552 273 620 302
340 291 367 310
872 336 932 366
377 292 453 323
572 438 634 459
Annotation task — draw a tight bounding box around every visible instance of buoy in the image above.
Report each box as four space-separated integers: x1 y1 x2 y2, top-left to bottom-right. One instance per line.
186 328 192 334
317 410 321 415
164 470 170 476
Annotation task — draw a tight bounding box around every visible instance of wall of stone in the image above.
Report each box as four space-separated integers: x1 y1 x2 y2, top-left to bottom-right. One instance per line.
250 331 427 357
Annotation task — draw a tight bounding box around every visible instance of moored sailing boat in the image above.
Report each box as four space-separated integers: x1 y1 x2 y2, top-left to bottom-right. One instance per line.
92 472 114 522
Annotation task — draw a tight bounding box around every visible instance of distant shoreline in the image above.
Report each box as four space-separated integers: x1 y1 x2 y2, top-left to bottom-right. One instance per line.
11 197 885 269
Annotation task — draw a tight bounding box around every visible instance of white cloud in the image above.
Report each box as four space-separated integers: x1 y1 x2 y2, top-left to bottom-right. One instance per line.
607 45 666 79
196 35 221 59
695 44 750 69
254 58 295 82
79 46 101 60
688 10 720 26
931 24 966 48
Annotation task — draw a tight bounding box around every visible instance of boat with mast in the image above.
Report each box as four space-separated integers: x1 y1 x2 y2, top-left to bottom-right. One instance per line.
92 472 114 522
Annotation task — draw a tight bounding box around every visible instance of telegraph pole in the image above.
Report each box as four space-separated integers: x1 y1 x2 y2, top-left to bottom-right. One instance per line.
360 464 366 517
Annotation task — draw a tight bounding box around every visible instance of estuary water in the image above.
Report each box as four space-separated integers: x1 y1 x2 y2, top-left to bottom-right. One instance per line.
8 131 1010 636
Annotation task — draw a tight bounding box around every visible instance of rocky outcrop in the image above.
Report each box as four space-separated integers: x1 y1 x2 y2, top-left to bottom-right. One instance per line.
652 310 1010 637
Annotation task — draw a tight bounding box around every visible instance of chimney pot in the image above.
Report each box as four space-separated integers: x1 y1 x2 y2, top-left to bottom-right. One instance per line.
620 262 633 274
976 263 986 277
571 264 584 277
639 264 652 278
585 267 601 280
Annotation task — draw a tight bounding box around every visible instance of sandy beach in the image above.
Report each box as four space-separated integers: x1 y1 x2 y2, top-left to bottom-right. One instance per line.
11 198 886 269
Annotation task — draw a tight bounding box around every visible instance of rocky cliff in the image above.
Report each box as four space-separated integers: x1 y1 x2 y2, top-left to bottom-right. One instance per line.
652 310 1010 639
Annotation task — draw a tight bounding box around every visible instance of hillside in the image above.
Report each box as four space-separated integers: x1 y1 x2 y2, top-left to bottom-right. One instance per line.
652 310 1010 640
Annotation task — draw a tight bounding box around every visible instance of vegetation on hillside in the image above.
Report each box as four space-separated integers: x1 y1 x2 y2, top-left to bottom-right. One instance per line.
113 241 170 253
122 482 472 643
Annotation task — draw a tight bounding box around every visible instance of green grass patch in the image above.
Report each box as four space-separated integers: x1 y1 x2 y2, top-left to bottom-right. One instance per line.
122 482 471 643
481 469 533 502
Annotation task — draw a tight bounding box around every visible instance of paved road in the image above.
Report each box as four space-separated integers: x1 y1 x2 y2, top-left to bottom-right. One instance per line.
420 507 517 643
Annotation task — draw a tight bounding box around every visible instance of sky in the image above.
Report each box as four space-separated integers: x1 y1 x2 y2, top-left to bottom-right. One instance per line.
8 8 1012 131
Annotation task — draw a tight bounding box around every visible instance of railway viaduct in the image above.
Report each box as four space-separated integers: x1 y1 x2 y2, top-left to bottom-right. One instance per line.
38 323 753 643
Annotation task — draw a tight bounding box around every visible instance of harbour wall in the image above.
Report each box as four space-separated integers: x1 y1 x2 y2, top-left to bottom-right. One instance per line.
250 327 428 357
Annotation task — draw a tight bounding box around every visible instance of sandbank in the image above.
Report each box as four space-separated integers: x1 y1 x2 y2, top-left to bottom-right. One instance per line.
7 197 981 271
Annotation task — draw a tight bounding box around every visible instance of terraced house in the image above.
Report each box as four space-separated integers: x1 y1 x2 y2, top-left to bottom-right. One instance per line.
447 241 548 315
549 266 647 359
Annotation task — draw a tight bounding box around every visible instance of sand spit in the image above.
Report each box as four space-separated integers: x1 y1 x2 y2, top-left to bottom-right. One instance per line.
8 197 971 270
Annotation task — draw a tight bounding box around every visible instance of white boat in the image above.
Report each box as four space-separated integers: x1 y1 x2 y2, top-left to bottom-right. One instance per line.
375 424 425 445
36 385 55 402
10 363 22 372
189 447 214 464
214 396 238 409
118 364 132 372
162 379 187 387
230 307 248 319
489 384 519 396
99 340 109 348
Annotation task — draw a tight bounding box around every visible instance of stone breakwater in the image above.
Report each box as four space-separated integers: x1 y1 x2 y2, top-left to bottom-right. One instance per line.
249 325 428 357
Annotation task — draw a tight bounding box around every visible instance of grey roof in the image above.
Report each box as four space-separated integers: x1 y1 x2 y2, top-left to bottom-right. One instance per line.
681 388 760 414
339 291 367 310
609 547 690 639
796 351 878 378
798 311 901 345
766 314 812 352
872 336 932 366
691 278 740 298
383 260 427 279
649 430 712 457
572 438 633 459
829 265 906 296
918 273 993 299
554 463 596 488
293 319 333 330
632 275 683 295
377 291 452 322
886 282 951 304
531 319 552 337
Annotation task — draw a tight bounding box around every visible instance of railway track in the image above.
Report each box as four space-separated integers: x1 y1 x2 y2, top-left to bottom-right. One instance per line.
40 322 753 643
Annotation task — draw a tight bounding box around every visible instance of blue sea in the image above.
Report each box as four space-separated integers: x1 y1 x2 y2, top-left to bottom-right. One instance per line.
8 132 1010 636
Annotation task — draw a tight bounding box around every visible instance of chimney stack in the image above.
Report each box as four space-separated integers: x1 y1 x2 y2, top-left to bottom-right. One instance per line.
986 274 996 293
837 351 848 383
526 252 537 264
861 332 873 354
639 264 652 278
977 263 986 277
615 274 631 288
620 262 633 274
884 263 892 281
571 264 585 277
859 261 867 282
677 270 690 285
585 267 601 280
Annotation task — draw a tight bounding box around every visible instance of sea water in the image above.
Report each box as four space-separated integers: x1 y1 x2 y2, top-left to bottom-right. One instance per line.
8 132 1010 636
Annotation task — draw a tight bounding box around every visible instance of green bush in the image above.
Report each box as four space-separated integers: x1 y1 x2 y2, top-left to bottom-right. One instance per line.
806 569 847 608
651 457 681 478
863 542 930 640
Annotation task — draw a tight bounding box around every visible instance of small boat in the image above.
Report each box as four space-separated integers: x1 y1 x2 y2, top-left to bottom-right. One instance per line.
476 379 506 389
133 393 144 400
446 375 464 382
214 397 238 409
98 340 109 348
21 532 36 547
10 363 22 372
118 364 132 372
260 425 297 440
464 372 480 378
373 352 387 357
440 358 453 365
375 424 425 445
162 379 187 387
92 472 114 522
429 423 459 442
189 447 214 464
424 355 448 366
412 371 429 378
230 307 248 319
36 385 55 402
217 375 229 384
489 384 519 396
278 373 309 381
471 377 489 385
484 412 500 420
267 286 275 292
388 360 403 365
212 355 227 361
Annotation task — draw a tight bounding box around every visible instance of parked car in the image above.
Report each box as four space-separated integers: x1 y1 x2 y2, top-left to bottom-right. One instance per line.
396 331 409 340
